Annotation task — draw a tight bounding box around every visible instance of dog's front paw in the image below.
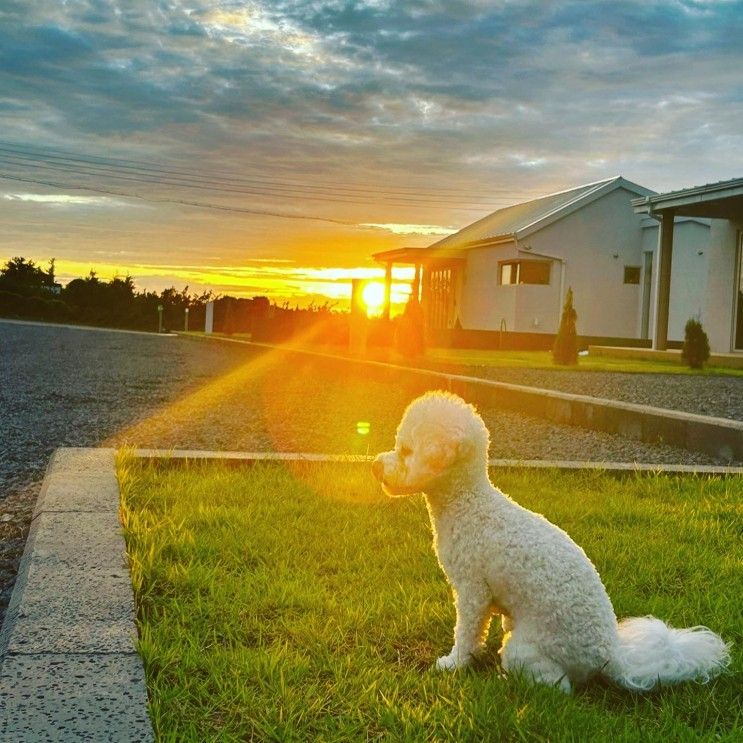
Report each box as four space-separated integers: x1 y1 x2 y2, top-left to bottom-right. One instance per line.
435 652 469 671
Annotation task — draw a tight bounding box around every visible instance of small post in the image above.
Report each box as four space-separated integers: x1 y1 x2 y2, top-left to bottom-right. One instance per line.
383 262 393 320
205 301 214 334
157 304 163 334
184 306 189 332
349 279 369 356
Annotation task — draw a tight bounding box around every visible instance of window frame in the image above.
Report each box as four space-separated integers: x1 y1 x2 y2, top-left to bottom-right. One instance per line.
499 259 551 286
624 265 641 285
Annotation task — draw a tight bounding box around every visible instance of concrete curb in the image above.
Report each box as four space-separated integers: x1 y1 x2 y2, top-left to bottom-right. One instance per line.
0 448 153 742
0 317 178 338
185 335 743 463
133 449 743 476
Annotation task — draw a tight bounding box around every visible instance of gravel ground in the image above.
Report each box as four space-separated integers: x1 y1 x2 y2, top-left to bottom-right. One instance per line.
0 320 258 624
1 320 740 628
428 365 743 422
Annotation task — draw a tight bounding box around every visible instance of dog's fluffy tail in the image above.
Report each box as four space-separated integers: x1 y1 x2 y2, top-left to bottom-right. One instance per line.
604 616 730 691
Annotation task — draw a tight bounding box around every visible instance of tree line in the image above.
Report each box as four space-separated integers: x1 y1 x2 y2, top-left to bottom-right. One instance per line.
0 256 339 338
1 256 224 332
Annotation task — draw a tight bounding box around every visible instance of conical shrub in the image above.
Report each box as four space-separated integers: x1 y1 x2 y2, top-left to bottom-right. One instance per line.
553 287 578 366
681 318 710 369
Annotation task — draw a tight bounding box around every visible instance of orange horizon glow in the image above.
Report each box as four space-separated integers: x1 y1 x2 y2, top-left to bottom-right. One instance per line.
30 257 416 313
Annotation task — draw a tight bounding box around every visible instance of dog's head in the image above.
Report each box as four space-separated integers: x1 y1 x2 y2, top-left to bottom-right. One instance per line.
372 391 489 496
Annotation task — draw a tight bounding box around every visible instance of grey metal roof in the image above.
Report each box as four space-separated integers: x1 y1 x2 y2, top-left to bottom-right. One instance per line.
632 176 743 220
428 176 654 251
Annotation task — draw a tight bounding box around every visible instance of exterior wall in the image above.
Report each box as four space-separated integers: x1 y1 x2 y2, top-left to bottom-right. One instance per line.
668 221 710 341
641 220 711 342
458 242 519 331
515 186 646 337
512 270 561 333
703 219 740 352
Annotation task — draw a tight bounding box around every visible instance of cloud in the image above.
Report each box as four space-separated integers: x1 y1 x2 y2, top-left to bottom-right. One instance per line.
2 192 130 207
360 222 457 235
1 0 742 292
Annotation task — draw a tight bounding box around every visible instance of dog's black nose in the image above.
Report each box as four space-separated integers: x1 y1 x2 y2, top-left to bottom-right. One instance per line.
372 458 384 482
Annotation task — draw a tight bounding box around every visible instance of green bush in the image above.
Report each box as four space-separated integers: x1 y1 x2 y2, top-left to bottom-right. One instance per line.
0 290 23 316
22 295 46 319
44 298 74 322
681 318 710 369
552 287 578 366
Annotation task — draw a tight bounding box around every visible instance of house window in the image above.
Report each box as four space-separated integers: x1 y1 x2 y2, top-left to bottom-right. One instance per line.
499 260 550 285
624 266 641 284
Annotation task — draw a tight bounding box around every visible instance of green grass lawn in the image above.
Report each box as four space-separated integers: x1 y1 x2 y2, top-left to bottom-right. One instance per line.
119 457 742 742
182 332 743 376
423 348 743 377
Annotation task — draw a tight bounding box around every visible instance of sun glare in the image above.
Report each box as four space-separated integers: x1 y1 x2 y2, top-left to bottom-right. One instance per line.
361 281 386 317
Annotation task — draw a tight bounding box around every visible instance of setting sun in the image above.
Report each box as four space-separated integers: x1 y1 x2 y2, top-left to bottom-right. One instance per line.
361 281 386 317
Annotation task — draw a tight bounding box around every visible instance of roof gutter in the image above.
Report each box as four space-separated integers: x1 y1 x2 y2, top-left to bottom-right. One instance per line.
631 195 660 220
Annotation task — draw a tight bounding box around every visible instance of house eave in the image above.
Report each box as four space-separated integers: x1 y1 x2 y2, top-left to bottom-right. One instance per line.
516 176 656 240
632 177 743 218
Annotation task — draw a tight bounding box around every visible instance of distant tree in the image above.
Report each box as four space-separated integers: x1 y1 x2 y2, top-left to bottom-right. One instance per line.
221 297 238 335
0 257 55 295
681 318 710 369
0 290 22 316
63 271 105 320
552 287 578 366
252 296 270 314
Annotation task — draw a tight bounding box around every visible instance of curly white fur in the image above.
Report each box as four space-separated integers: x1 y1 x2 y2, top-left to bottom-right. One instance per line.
372 391 730 693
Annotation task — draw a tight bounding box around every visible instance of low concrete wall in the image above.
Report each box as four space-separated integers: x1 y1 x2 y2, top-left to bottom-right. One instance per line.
210 338 743 463
397 367 743 463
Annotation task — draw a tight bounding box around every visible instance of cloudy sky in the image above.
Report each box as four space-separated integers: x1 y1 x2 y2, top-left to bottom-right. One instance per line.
1 0 742 306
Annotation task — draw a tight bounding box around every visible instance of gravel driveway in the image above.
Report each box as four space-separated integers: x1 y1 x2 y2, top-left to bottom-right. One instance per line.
1 320 740 627
432 366 743 422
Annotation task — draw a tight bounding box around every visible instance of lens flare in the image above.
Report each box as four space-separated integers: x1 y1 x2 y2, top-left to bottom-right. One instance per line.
361 282 385 317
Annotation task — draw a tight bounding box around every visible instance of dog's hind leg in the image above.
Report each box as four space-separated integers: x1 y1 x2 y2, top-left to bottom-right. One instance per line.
436 583 494 670
500 633 572 693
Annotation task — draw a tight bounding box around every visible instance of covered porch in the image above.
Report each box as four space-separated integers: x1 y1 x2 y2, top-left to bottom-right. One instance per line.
372 246 464 329
632 177 743 352
371 247 423 321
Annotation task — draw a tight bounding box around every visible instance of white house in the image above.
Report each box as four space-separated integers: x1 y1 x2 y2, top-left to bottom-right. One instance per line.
632 177 743 353
374 176 743 353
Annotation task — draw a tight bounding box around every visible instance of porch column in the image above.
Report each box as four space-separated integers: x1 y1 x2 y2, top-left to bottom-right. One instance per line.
420 265 430 330
383 261 392 320
653 210 675 351
411 263 421 302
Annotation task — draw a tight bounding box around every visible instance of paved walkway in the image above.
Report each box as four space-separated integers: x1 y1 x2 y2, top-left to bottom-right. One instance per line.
0 449 152 741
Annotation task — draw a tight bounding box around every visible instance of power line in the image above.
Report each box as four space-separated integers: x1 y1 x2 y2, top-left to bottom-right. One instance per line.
0 152 507 209
0 145 492 201
0 174 359 225
0 140 536 202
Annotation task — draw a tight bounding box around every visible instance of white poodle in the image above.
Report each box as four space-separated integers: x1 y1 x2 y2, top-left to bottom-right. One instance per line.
372 391 730 693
